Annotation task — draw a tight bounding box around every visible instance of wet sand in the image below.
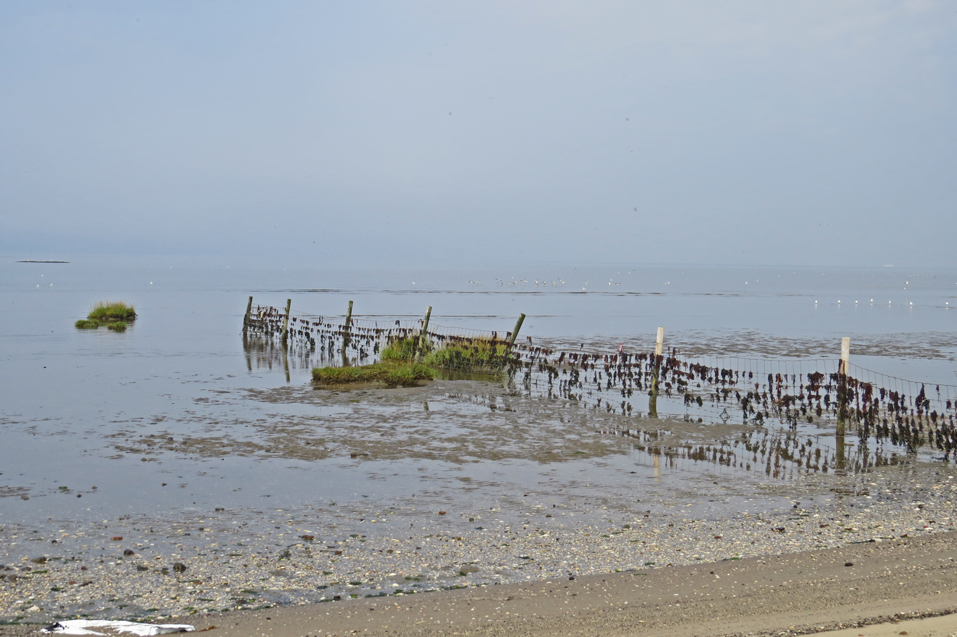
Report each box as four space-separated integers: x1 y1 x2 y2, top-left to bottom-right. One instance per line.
3 531 950 637
2 382 956 635
181 530 957 637
1 468 955 634
3 380 957 626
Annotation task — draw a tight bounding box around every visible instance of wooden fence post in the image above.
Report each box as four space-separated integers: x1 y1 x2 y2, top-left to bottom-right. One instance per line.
243 296 253 334
840 337 850 375
341 300 353 355
507 313 526 347
416 306 432 361
836 337 850 471
280 299 291 347
649 326 664 418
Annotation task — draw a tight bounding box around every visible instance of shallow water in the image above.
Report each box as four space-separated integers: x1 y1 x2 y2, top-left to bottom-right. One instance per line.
2 257 956 533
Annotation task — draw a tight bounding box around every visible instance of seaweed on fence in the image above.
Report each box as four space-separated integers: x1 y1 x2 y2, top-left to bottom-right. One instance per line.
243 303 957 461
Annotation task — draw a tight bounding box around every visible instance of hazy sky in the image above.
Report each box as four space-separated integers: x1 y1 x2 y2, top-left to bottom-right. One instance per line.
2 1 955 267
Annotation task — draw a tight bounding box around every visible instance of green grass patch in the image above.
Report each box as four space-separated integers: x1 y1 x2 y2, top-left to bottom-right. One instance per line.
107 322 127 332
312 361 434 388
423 339 511 370
87 301 136 323
75 319 99 329
381 335 511 371
380 337 423 361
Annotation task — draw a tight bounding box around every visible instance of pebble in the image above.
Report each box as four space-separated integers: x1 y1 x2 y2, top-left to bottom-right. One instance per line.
1 463 954 624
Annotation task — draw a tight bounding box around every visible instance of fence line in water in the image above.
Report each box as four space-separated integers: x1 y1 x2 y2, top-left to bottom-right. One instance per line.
241 298 957 462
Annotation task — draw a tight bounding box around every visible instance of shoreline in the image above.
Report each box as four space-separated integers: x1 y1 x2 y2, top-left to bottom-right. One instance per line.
186 530 957 636
2 531 955 636
2 383 956 635
2 460 955 629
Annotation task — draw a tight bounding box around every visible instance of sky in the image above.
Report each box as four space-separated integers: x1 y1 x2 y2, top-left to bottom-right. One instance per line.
1 1 955 267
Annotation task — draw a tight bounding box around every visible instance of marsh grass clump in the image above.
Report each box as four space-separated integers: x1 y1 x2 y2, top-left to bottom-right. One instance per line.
107 322 127 332
88 301 136 323
75 319 99 329
312 361 434 388
423 339 511 371
381 335 510 371
380 337 426 361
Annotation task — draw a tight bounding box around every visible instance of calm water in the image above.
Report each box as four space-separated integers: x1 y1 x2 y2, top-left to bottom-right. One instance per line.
2 256 956 528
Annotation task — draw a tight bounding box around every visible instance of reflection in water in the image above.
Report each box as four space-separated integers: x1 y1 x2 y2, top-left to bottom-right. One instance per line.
245 302 957 462
242 326 936 480
243 334 369 379
597 423 908 481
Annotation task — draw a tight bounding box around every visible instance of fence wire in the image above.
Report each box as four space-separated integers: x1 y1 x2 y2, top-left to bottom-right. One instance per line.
244 304 957 462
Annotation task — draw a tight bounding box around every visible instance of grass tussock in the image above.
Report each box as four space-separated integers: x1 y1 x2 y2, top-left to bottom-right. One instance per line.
107 322 127 332
75 319 99 329
380 337 426 361
422 339 510 370
88 301 136 322
381 336 510 371
312 361 434 388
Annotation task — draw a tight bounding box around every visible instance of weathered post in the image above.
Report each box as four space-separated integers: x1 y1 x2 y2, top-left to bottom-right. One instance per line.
506 313 527 371
840 337 850 375
282 346 290 384
280 299 292 347
243 296 253 334
649 326 664 418
507 313 526 347
836 337 850 471
416 306 432 361
341 300 354 356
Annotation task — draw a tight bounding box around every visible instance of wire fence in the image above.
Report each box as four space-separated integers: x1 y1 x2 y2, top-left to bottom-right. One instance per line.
244 303 957 463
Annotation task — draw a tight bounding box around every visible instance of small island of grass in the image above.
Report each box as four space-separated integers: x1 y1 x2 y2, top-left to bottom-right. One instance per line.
75 301 136 330
88 301 136 322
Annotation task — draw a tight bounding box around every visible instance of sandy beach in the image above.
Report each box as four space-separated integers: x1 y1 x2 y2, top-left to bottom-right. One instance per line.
3 531 955 636
2 378 957 635
184 530 957 637
4 263 957 637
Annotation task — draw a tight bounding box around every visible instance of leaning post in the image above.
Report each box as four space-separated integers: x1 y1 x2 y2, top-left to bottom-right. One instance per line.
416 306 433 361
280 299 292 347
507 313 526 347
649 326 664 418
243 296 253 335
503 313 527 371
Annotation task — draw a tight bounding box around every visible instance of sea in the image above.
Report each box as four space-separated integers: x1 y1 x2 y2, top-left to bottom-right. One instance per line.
2 256 956 531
